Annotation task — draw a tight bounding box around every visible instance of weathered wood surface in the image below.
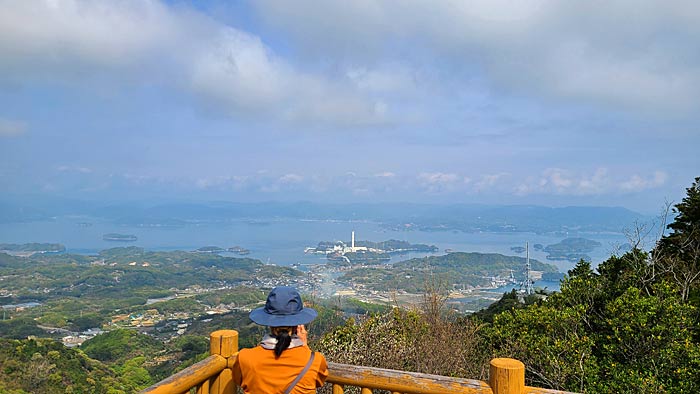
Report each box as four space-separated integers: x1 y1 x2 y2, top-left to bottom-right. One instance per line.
142 330 239 394
140 355 226 394
489 358 524 394
326 362 493 394
209 329 238 358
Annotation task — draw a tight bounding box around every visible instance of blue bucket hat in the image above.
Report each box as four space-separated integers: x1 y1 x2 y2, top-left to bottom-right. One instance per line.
249 286 318 326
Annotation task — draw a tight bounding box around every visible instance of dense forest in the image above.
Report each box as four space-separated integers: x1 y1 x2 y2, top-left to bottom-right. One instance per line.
0 177 698 393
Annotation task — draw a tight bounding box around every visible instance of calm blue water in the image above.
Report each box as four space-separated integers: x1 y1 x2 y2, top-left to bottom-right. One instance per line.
0 218 632 279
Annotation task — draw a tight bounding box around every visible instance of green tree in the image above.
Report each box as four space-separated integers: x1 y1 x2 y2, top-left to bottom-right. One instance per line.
589 283 700 393
81 329 163 364
116 356 153 391
486 247 700 392
656 177 700 302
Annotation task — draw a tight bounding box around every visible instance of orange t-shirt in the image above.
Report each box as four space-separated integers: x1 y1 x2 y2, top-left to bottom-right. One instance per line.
232 345 328 394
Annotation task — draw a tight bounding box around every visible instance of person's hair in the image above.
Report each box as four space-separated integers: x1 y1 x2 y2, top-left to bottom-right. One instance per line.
270 326 296 358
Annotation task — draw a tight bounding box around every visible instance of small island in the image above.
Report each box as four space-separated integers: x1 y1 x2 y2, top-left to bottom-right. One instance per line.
103 233 138 242
193 246 225 254
192 246 251 255
544 237 601 262
305 233 438 265
510 246 526 254
227 246 251 255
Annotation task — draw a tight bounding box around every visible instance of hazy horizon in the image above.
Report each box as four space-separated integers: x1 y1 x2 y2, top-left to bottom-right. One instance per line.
1 1 698 214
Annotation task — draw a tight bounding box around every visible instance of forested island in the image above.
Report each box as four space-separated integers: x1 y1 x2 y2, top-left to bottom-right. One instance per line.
103 233 138 242
192 245 250 255
544 237 602 262
307 238 438 264
309 239 438 254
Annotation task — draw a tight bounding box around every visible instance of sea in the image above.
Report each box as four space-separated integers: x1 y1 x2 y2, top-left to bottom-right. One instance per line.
0 217 634 292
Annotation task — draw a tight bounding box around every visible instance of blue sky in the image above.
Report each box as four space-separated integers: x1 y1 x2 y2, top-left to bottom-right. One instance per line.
0 0 698 214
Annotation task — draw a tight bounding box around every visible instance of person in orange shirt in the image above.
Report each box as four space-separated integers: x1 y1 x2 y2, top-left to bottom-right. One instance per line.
233 286 329 394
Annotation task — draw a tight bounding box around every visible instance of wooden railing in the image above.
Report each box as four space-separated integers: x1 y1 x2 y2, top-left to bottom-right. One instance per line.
141 330 576 394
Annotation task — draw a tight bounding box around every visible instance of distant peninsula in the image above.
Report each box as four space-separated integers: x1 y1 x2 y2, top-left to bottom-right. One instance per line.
544 237 602 262
0 243 66 255
337 251 558 292
102 233 138 242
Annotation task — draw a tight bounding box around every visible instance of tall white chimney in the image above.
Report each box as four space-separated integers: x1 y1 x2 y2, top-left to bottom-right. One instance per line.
351 231 355 249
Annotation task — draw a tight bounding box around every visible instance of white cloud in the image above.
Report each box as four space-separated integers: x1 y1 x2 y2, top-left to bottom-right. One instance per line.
516 168 668 196
542 168 574 190
577 168 610 195
189 29 293 112
254 0 700 116
56 165 92 174
0 0 386 127
374 171 396 178
417 172 461 193
0 118 27 136
0 0 176 75
620 171 668 192
473 173 511 192
279 173 304 183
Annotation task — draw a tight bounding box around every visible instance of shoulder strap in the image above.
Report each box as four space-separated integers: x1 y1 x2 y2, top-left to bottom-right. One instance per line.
283 351 315 394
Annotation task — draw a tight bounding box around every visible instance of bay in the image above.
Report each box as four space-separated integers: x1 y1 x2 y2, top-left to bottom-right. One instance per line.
0 217 633 291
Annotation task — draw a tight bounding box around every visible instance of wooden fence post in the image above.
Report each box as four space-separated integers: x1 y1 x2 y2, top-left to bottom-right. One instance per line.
209 330 239 394
489 358 525 394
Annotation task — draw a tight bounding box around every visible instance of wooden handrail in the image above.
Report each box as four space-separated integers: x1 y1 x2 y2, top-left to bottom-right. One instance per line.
326 362 491 393
140 354 227 394
140 330 578 394
141 330 239 394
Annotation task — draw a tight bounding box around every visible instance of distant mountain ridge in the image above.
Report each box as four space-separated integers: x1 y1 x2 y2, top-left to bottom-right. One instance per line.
0 198 651 233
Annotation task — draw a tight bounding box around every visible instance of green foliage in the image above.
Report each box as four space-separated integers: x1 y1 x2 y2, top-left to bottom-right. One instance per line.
354 239 438 252
342 298 391 315
590 283 700 393
173 335 208 359
81 329 164 364
656 176 700 303
0 249 303 304
487 248 700 392
140 297 203 316
489 302 597 392
69 313 104 331
480 182 700 392
115 356 153 391
0 317 45 339
317 307 488 379
472 289 525 323
194 286 267 307
0 338 131 393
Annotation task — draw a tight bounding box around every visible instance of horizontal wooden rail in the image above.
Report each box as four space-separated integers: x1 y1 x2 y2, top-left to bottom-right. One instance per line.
326 362 492 393
141 354 227 394
140 329 578 394
326 361 575 394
